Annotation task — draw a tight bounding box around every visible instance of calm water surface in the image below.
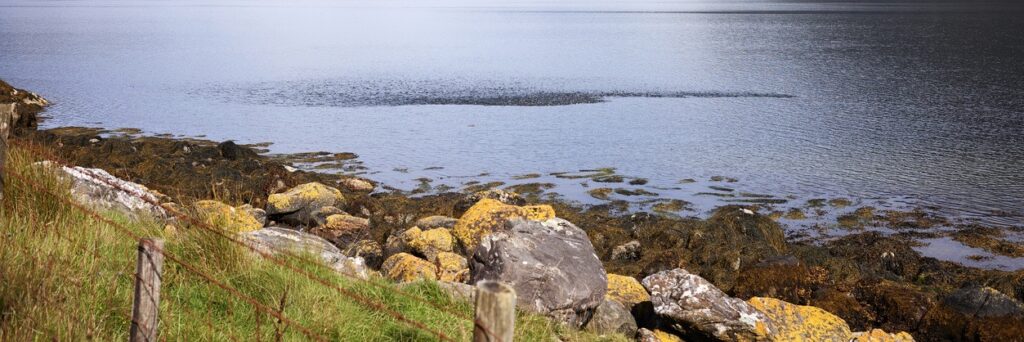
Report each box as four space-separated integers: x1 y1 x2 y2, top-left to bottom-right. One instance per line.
1 1 1023 237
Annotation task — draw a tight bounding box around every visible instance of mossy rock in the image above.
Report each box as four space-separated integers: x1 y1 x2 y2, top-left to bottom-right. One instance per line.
452 198 555 252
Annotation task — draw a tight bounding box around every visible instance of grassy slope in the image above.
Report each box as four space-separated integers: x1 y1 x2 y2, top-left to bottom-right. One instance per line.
0 144 627 341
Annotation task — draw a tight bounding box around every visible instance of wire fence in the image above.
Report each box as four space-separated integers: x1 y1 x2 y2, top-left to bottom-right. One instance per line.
2 138 513 341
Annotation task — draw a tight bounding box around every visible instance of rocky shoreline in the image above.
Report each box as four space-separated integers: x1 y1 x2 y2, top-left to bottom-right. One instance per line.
4 80 1023 341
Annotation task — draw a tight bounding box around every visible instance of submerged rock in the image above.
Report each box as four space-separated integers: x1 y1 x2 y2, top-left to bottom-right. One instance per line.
266 182 346 226
470 218 606 327
453 198 555 252
642 268 774 341
243 227 369 279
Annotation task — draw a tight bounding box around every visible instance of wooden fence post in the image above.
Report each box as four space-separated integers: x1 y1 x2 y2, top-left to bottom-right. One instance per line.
473 281 516 342
0 103 12 202
130 238 164 342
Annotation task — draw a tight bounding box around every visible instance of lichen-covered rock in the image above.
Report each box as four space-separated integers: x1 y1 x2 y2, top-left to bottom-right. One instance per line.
637 328 684 342
406 227 455 261
434 252 468 283
338 177 374 192
243 227 369 279
194 200 263 232
238 204 267 227
414 215 458 230
44 163 167 219
310 214 369 245
850 329 915 342
642 268 774 341
381 253 437 283
343 239 384 269
454 189 526 213
606 274 650 309
266 182 345 226
611 240 641 261
470 218 606 327
584 298 638 336
311 206 346 226
747 297 852 341
454 198 556 251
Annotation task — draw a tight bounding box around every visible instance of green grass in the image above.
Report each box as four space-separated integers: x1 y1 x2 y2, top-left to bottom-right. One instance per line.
0 144 628 341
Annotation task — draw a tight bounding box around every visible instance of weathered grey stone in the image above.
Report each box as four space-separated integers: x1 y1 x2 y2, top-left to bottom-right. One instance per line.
642 268 775 341
238 204 267 227
611 240 641 261
585 298 638 336
42 162 167 219
943 286 1024 318
470 218 607 327
243 227 369 279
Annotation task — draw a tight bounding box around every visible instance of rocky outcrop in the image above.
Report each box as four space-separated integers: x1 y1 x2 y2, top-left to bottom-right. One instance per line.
453 198 555 252
242 227 369 279
194 200 263 232
584 298 638 336
747 297 852 341
0 79 48 135
606 273 650 309
642 268 774 341
381 252 438 283
43 163 167 219
470 218 606 327
266 182 346 227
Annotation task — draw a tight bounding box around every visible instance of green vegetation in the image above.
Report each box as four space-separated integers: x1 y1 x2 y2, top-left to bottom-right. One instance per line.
0 145 625 341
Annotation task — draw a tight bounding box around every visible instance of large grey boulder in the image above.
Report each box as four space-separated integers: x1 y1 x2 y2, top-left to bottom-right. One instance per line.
243 227 369 279
470 218 607 327
41 162 167 219
584 298 638 336
642 268 775 341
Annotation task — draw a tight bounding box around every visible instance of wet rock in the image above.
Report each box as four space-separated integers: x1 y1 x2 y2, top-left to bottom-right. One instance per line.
453 198 555 252
918 286 1024 341
642 268 774 341
46 163 167 219
606 273 650 309
381 252 437 283
242 227 369 279
611 240 641 261
338 177 374 192
414 215 458 230
433 251 469 283
584 298 638 336
343 239 384 270
266 182 346 227
310 214 369 246
454 189 526 213
588 188 614 200
194 200 263 232
747 297 852 341
850 329 915 342
637 328 684 342
217 140 255 160
942 286 1024 318
470 218 606 327
593 175 624 183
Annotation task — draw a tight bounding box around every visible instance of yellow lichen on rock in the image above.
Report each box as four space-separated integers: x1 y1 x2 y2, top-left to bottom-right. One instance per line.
194 200 262 232
851 329 916 342
405 227 454 261
381 253 438 283
453 198 556 251
266 182 344 214
434 252 469 283
323 214 368 232
748 297 852 342
606 274 650 308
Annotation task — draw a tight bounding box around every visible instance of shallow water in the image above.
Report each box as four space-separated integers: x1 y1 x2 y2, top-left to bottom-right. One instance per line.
1 0 1023 230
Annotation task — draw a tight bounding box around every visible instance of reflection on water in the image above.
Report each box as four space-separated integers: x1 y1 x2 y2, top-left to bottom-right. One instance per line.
0 0 1022 228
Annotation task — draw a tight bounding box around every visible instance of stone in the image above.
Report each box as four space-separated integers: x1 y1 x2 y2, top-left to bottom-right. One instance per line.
470 218 606 327
242 227 369 279
311 206 346 226
942 286 1024 318
238 204 267 227
747 297 852 342
606 274 650 309
611 240 641 261
381 253 437 283
637 328 684 342
44 163 167 219
850 329 915 342
642 268 774 341
310 214 369 245
343 239 384 270
338 177 374 192
266 182 345 227
584 298 638 336
194 200 263 232
406 227 455 261
453 198 556 252
454 189 526 213
414 215 458 230
433 252 469 283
